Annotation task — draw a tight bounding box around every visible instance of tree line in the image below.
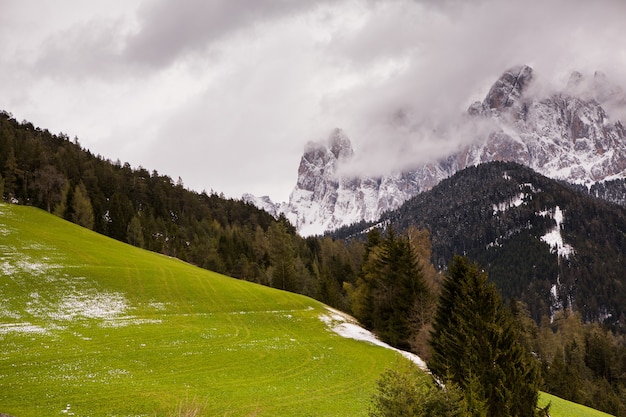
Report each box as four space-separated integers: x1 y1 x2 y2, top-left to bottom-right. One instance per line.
0 111 363 309
367 240 626 416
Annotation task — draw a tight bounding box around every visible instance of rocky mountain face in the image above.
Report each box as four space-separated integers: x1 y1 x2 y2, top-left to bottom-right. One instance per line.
465 65 626 184
279 128 431 236
250 65 626 236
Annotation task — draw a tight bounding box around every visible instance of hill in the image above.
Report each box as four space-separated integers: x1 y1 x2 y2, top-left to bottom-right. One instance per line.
0 203 408 416
333 161 626 328
539 393 615 417
0 110 366 312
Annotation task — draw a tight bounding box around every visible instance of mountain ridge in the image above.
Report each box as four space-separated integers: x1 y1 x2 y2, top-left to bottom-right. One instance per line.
248 65 626 236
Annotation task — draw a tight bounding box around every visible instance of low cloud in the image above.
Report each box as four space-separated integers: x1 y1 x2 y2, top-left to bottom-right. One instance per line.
0 0 625 202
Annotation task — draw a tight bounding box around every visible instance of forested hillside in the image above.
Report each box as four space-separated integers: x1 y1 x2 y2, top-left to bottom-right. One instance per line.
0 111 361 309
333 161 626 328
331 161 626 415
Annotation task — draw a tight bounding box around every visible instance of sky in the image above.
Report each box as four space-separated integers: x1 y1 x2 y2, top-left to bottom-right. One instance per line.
1 0 625 203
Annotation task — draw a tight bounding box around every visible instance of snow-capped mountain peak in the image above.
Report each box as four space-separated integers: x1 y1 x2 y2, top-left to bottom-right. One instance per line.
246 65 626 236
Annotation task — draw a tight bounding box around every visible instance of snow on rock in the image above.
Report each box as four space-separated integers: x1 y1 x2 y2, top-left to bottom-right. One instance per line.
280 129 433 236
320 307 429 372
244 65 626 236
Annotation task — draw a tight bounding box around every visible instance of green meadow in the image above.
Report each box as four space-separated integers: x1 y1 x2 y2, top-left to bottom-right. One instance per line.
0 204 402 416
0 204 613 416
539 392 614 417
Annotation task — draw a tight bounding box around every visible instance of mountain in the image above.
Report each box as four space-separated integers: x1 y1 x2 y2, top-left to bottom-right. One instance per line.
280 128 432 236
465 65 626 184
253 65 626 236
332 161 626 328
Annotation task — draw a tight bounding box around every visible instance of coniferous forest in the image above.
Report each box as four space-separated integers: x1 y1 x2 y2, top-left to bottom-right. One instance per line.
3 111 626 415
0 111 364 309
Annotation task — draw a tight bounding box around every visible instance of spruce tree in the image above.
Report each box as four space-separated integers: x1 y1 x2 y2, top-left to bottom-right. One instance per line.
354 227 429 350
429 256 540 417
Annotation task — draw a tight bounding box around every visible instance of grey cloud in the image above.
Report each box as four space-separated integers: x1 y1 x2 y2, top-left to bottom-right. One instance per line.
317 0 626 179
123 0 334 68
2 0 626 203
30 0 336 79
33 19 131 80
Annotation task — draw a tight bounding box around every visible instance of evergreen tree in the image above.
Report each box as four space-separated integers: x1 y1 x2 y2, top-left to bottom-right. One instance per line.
352 227 429 350
2 147 19 199
127 215 145 248
267 222 296 291
370 360 473 417
70 182 95 230
429 256 540 417
347 228 383 328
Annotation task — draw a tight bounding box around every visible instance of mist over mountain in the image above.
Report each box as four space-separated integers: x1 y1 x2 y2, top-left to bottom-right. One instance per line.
248 65 626 236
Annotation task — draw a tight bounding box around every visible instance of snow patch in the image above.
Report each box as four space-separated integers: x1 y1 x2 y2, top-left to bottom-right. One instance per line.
99 317 162 328
492 192 526 214
320 307 428 372
0 322 49 335
52 292 128 321
539 206 575 258
492 183 537 216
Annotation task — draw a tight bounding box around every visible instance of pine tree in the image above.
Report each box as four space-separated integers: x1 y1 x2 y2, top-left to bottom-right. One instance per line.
429 256 540 417
267 222 295 291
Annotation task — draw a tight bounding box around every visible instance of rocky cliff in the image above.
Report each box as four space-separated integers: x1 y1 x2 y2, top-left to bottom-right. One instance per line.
251 65 626 236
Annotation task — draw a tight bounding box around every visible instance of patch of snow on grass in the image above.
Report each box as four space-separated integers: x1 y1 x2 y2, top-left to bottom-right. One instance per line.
0 322 49 335
54 291 128 321
148 301 168 311
0 253 64 278
99 317 162 328
320 307 429 372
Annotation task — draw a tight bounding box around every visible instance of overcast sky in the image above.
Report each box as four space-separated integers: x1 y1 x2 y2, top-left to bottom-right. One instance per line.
1 0 625 202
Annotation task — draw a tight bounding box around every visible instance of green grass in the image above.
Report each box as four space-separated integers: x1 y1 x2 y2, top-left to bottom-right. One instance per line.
539 392 615 417
0 204 402 416
0 204 614 417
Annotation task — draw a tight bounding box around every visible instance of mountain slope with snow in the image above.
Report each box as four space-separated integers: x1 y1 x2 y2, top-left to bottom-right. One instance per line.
249 65 626 236
331 161 626 327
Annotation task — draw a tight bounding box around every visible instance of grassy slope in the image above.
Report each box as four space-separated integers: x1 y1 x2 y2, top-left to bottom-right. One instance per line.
539 392 614 417
0 204 613 417
0 204 402 416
